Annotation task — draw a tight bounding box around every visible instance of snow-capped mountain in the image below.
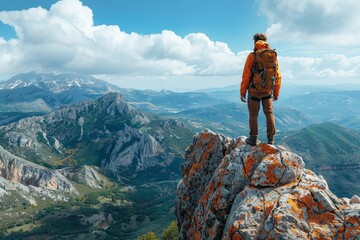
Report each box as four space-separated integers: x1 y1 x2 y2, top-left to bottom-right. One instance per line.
0 72 121 93
0 72 126 124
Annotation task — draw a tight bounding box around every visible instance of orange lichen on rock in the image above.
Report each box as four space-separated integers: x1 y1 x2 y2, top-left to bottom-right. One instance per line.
188 135 215 178
273 212 283 222
258 143 278 154
344 214 360 239
216 157 228 181
347 215 360 225
265 201 275 217
204 178 225 210
215 184 225 208
232 232 244 240
228 222 239 236
308 210 335 225
176 132 360 240
298 190 318 210
284 158 298 168
208 225 217 239
233 137 246 148
317 201 328 212
243 155 257 176
253 205 262 212
265 158 284 185
345 220 360 239
200 158 229 210
200 181 215 205
192 229 201 240
197 131 211 148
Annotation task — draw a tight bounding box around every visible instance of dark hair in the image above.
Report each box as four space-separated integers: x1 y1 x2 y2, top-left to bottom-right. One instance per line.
253 33 267 42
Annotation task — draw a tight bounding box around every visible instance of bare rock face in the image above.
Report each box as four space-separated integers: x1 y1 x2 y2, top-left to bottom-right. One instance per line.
0 145 77 194
58 165 108 189
176 130 360 239
102 125 163 172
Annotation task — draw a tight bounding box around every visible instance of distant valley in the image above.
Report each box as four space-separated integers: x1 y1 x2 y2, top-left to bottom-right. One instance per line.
280 122 360 197
0 73 195 238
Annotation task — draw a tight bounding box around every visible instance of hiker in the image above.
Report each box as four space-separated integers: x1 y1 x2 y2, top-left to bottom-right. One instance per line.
240 33 282 146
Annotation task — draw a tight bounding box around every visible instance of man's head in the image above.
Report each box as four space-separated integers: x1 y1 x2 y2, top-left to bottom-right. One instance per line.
253 33 267 43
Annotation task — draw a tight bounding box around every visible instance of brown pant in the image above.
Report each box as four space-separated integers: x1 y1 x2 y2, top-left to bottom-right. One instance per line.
247 96 276 138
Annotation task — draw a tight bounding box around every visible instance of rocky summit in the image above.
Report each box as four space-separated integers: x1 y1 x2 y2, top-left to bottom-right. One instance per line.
176 130 360 239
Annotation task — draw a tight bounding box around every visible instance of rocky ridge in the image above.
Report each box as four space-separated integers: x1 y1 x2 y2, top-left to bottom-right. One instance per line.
0 145 77 204
0 92 191 183
58 165 109 189
176 130 360 239
0 93 151 167
0 146 76 193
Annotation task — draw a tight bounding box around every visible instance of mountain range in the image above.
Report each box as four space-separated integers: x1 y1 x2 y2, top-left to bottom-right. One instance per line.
0 72 123 125
3 72 360 132
170 102 313 138
0 72 230 127
1 72 360 239
0 92 192 183
0 87 193 238
198 83 360 132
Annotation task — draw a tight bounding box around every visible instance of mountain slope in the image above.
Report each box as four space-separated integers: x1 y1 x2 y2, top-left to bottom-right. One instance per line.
0 92 194 238
281 122 360 197
277 90 360 123
0 92 193 183
0 145 76 194
171 102 313 138
281 122 360 167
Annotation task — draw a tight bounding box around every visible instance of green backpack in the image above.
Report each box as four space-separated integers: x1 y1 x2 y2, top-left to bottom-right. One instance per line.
251 48 278 94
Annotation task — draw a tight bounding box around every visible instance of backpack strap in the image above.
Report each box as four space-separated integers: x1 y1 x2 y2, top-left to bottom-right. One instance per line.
251 51 258 75
250 51 257 89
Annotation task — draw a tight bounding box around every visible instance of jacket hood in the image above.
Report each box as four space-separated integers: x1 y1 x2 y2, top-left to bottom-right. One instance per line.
254 40 269 50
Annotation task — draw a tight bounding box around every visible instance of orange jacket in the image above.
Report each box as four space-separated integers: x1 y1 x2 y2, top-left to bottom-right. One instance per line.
240 40 282 99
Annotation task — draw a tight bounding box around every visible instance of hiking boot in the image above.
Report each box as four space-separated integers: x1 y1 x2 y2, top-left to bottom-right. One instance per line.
245 136 257 146
267 136 274 145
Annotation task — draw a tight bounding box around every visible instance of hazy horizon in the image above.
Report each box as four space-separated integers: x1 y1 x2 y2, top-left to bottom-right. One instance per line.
1 71 360 93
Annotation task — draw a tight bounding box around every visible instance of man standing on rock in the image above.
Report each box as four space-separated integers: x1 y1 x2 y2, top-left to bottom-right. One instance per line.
240 33 282 146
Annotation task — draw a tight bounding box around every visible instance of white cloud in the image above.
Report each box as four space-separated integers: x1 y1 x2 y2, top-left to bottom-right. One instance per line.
258 0 360 46
279 54 360 84
0 0 359 90
0 0 245 79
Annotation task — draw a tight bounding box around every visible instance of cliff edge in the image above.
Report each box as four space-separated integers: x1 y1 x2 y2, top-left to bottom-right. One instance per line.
176 130 360 239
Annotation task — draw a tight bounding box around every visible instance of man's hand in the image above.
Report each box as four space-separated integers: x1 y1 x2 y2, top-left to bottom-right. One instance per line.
240 95 246 103
273 96 278 101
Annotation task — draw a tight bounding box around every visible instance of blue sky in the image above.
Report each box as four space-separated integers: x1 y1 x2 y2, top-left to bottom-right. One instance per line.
0 0 266 52
0 0 359 91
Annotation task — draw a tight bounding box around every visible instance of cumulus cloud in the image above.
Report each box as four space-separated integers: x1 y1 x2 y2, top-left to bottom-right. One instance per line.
258 0 360 45
279 54 360 84
0 0 359 90
0 0 245 79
